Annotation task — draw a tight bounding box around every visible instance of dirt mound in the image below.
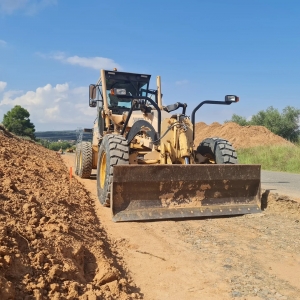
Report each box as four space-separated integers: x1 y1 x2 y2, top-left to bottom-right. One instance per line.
0 126 137 299
194 122 293 149
262 191 300 218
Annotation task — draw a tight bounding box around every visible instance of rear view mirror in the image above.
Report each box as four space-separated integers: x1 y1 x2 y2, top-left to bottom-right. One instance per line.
89 84 96 100
89 84 97 108
89 99 97 107
225 95 239 103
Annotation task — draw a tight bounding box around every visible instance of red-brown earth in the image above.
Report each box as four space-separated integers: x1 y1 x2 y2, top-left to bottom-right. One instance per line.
0 125 138 300
1 123 300 300
194 122 293 149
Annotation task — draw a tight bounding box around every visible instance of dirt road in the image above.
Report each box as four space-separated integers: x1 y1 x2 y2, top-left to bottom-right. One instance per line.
261 170 300 200
63 154 300 300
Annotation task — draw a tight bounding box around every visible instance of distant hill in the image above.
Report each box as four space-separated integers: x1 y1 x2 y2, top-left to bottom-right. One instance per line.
35 130 92 142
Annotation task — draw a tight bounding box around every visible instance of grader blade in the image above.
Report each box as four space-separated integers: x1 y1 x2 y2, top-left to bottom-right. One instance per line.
111 164 261 222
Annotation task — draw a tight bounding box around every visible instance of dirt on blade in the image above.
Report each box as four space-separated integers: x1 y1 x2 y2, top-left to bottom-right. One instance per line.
0 126 138 300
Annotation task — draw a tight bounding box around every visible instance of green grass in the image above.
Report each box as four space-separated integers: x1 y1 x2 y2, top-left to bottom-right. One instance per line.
237 144 300 174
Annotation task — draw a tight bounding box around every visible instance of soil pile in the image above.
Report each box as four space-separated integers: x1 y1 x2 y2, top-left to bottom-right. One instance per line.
0 126 136 300
194 122 293 149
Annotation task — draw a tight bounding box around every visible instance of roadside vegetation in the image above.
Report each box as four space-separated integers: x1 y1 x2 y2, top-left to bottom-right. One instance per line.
237 144 300 174
227 105 300 173
37 140 74 151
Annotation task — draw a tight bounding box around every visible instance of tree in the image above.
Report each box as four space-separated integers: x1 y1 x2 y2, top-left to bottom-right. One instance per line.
226 106 300 142
2 105 36 139
37 139 51 148
279 106 300 142
250 106 282 135
226 114 249 126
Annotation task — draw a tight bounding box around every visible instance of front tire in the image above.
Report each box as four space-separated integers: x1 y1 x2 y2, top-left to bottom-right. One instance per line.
97 135 129 206
197 137 238 164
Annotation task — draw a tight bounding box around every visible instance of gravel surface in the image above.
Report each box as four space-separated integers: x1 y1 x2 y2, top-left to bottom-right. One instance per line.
178 210 300 299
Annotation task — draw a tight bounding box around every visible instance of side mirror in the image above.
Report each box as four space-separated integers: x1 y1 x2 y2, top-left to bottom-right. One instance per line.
225 95 239 103
89 99 97 107
89 84 101 108
89 84 96 100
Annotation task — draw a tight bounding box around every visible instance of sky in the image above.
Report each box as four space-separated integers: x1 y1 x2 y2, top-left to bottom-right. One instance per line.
0 0 299 131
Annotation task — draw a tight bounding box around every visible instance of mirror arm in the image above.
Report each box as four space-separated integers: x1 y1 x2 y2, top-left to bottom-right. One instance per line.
191 100 231 140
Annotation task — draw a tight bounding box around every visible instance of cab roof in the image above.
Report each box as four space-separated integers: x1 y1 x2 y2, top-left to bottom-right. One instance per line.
104 70 151 90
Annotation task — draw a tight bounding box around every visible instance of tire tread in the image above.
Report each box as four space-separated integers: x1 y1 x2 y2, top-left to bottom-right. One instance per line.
78 141 93 178
97 134 129 206
197 137 238 164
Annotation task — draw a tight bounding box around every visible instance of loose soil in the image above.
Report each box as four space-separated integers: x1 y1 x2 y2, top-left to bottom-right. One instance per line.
1 123 300 300
194 122 293 149
0 126 137 300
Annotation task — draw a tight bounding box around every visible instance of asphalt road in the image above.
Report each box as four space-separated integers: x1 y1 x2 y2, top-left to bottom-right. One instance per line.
261 170 300 199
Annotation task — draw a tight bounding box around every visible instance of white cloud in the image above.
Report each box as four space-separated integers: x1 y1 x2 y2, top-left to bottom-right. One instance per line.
1 83 68 106
38 52 121 70
0 0 27 13
0 0 57 15
0 81 7 92
0 82 97 130
175 80 189 86
64 56 121 70
45 105 59 118
0 39 7 47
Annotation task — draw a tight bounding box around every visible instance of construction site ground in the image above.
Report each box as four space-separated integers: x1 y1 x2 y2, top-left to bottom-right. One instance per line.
1 122 300 300
63 153 300 300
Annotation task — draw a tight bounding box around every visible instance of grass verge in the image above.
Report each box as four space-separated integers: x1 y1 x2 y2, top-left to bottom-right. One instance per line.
237 144 300 174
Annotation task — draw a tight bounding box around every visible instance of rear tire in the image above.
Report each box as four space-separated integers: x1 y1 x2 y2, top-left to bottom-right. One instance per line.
97 135 129 206
197 137 238 164
78 141 93 178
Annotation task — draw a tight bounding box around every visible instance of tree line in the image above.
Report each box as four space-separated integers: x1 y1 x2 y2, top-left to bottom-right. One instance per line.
2 104 300 145
38 139 73 151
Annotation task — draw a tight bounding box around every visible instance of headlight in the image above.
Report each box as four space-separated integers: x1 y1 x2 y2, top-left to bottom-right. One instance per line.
225 95 239 103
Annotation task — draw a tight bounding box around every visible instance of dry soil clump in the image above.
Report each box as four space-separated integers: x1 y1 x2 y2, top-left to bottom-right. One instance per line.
0 126 137 300
194 122 293 149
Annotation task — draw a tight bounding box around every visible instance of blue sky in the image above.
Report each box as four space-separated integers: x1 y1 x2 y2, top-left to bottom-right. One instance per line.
0 0 299 131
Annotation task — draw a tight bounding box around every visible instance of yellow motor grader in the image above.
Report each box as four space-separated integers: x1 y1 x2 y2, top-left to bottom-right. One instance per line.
75 69 261 222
